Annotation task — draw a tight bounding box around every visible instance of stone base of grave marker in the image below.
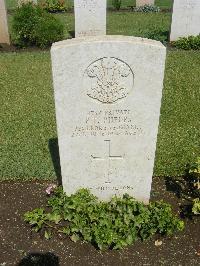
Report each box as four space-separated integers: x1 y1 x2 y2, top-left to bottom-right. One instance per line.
51 36 166 204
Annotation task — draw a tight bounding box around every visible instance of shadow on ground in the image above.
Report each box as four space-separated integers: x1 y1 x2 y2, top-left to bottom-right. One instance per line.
48 138 62 185
17 252 59 266
69 30 75 38
164 174 199 218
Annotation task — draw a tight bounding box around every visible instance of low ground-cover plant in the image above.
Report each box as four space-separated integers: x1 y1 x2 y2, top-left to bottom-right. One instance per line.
134 4 160 13
192 198 200 215
12 3 64 48
24 187 184 250
172 35 200 50
144 28 168 43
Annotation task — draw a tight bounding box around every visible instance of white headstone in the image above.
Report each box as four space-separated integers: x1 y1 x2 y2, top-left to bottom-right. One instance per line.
51 36 166 204
170 0 200 41
136 0 154 7
74 0 106 38
0 0 10 44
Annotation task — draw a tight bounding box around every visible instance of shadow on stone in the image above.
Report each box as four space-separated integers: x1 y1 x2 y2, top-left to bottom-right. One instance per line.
48 138 62 185
17 252 59 266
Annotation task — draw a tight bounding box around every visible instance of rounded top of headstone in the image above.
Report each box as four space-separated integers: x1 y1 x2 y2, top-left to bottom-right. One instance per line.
51 35 166 51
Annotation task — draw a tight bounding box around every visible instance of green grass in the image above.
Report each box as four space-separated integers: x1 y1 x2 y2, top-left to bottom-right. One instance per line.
107 12 171 37
155 0 172 9
1 50 200 180
154 50 200 176
0 52 57 179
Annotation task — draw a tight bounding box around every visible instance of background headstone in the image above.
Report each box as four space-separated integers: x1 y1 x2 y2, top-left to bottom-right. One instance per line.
0 0 10 44
170 0 200 41
136 0 154 7
74 0 106 37
51 36 166 204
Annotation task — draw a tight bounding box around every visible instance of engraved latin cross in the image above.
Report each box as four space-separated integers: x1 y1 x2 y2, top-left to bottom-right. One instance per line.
91 140 124 184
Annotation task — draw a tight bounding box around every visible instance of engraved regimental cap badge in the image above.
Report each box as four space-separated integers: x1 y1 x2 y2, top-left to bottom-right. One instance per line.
84 57 134 104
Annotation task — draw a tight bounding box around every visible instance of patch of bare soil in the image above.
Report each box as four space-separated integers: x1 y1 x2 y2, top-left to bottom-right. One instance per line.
0 44 16 52
0 177 199 266
0 44 49 53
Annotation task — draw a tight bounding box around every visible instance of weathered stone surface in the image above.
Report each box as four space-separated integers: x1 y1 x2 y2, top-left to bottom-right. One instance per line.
170 0 200 41
0 0 10 44
74 0 106 37
51 36 166 203
136 0 154 7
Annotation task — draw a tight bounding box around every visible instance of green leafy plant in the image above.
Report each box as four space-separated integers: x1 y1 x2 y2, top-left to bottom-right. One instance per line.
112 0 122 10
134 4 160 13
172 35 200 50
12 2 64 48
144 28 169 43
192 198 200 215
33 15 64 48
24 187 184 250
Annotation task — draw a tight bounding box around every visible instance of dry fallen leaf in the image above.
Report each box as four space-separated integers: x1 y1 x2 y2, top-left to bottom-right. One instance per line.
195 250 200 256
155 240 163 246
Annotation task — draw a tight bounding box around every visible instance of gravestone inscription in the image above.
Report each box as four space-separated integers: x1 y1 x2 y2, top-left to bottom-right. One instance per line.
74 0 106 37
0 0 10 44
51 36 166 203
170 0 200 41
